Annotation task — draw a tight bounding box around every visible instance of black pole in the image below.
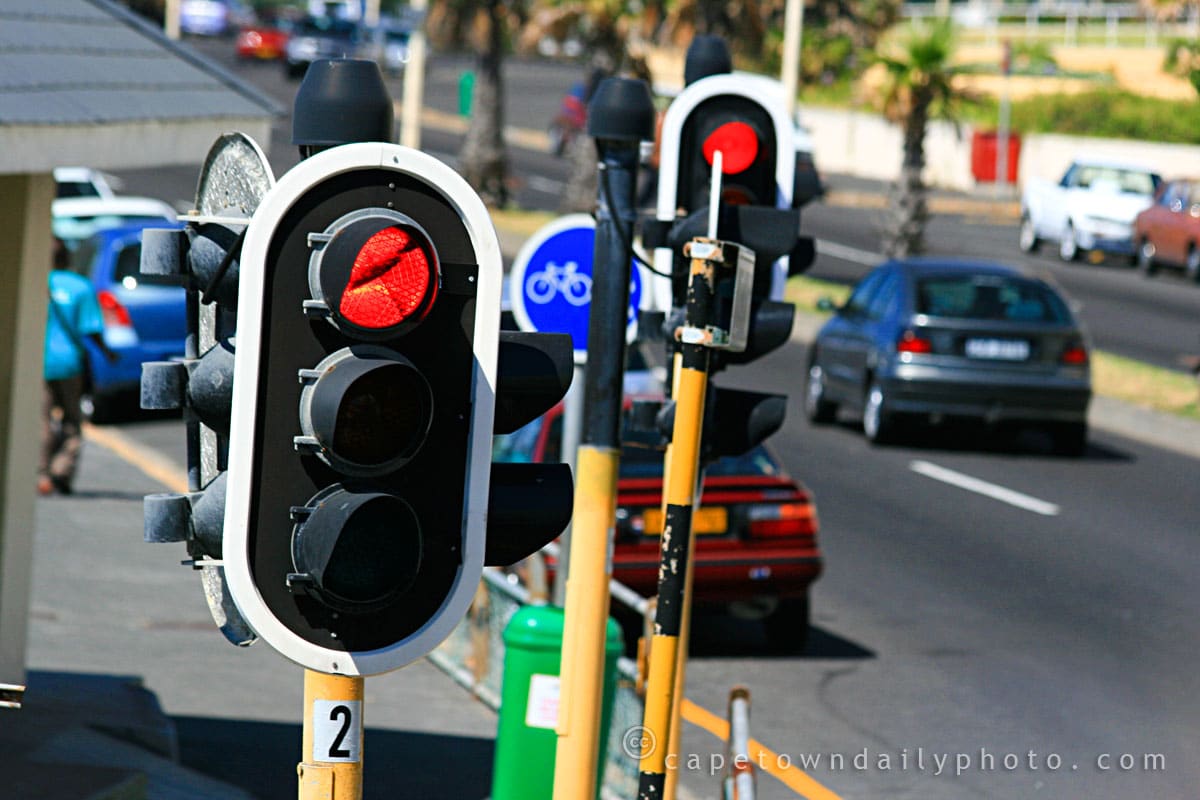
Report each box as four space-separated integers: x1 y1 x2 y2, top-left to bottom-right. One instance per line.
580 77 656 447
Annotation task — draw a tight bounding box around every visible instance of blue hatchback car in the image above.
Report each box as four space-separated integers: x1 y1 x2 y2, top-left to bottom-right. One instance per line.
70 223 186 421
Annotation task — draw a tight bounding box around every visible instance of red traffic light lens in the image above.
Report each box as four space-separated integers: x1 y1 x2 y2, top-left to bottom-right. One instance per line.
702 121 759 175
339 225 438 331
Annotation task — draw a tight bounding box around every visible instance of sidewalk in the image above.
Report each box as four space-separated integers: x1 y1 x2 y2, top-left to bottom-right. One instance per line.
16 428 499 800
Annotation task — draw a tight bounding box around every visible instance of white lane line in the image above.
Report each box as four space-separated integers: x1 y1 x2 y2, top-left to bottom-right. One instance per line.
814 238 881 267
526 175 565 194
909 460 1061 516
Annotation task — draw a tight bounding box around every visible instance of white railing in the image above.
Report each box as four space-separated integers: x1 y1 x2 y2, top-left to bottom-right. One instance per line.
902 1 1200 47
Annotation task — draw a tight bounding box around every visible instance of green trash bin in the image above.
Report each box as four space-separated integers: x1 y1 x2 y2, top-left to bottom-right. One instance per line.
458 70 475 116
491 605 623 800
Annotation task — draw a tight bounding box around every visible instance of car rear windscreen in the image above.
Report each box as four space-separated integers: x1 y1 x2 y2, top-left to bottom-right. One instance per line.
916 276 1071 323
619 444 783 479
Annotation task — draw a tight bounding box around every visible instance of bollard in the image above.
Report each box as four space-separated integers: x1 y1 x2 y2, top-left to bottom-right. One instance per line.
458 70 475 116
492 605 624 800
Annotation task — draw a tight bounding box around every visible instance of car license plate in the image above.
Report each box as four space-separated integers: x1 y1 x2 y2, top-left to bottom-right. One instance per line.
965 338 1030 361
644 507 728 536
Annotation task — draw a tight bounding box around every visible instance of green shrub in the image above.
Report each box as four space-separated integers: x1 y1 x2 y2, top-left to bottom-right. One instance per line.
1008 89 1200 144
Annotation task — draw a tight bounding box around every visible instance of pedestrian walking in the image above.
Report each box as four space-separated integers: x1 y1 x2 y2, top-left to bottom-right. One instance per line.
40 239 116 496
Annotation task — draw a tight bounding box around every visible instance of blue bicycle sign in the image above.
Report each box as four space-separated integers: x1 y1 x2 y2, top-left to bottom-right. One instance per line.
510 214 644 362
525 260 593 306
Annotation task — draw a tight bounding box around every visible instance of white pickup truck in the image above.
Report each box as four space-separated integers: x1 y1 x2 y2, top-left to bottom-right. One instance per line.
1019 159 1162 262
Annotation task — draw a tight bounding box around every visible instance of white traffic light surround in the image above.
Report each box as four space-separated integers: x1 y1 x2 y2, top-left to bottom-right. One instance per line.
651 72 797 309
224 142 502 675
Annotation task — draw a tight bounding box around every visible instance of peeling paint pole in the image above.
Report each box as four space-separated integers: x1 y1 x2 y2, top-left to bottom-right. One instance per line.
635 232 726 799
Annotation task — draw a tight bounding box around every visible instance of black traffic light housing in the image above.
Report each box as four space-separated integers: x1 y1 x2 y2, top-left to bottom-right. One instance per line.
222 139 572 676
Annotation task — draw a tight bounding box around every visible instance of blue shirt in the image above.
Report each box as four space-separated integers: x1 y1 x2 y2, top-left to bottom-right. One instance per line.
45 270 104 381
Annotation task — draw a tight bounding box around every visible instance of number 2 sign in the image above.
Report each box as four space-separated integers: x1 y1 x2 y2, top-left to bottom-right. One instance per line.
313 700 363 763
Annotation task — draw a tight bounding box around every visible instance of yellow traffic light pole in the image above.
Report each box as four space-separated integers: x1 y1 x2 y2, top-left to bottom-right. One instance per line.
553 77 656 800
637 239 725 798
299 671 365 800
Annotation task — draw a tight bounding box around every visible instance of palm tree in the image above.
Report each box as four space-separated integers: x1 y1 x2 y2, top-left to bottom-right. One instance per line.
458 0 510 206
874 19 973 257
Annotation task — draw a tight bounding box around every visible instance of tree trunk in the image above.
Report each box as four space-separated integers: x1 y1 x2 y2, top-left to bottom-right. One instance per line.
559 131 598 213
459 1 508 207
883 90 931 258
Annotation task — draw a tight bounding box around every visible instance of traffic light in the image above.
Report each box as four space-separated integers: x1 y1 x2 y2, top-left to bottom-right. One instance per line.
222 141 572 676
645 44 816 459
140 132 275 646
650 67 812 371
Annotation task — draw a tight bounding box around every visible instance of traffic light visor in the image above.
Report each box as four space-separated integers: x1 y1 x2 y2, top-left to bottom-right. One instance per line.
703 121 759 174
311 212 440 339
291 487 422 613
298 347 434 476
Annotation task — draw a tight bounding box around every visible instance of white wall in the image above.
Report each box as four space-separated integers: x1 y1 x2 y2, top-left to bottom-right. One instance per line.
799 104 1200 189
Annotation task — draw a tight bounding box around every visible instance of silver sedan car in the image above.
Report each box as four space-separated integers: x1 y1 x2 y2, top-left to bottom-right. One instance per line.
805 259 1093 455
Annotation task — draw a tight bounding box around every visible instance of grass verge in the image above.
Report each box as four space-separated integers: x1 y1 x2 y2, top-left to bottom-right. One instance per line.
785 276 1200 421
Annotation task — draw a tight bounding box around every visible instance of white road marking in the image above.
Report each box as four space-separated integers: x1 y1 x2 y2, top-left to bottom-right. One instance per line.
909 460 1061 516
526 175 565 194
814 238 881 266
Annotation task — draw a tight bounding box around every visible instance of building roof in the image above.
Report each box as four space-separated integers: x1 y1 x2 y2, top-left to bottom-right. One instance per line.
0 0 281 175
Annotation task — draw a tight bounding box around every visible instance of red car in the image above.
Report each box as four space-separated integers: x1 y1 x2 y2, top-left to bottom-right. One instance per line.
492 404 823 651
235 21 291 60
1133 178 1200 282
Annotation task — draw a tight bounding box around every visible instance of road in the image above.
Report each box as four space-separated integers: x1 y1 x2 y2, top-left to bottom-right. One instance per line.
69 41 1200 800
677 340 1200 799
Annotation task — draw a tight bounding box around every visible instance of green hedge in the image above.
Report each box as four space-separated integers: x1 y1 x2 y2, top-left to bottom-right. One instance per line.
1009 89 1200 144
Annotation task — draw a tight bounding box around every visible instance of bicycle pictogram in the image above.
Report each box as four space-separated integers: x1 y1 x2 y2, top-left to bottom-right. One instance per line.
525 260 592 306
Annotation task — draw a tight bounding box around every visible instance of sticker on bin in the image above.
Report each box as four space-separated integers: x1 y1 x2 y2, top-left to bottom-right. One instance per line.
526 673 561 729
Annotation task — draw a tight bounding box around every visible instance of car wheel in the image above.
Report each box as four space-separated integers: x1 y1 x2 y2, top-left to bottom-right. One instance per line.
804 361 837 424
862 378 898 445
1050 421 1088 457
1059 222 1079 262
1018 213 1039 253
1186 246 1200 283
1137 238 1158 276
764 596 810 655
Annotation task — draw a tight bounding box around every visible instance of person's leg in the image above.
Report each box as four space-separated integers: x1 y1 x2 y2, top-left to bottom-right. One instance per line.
48 374 85 493
38 382 56 495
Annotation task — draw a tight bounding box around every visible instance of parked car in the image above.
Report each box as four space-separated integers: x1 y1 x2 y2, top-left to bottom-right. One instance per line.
806 259 1093 455
54 167 119 200
1132 178 1200 282
1019 158 1161 262
181 0 252 37
236 18 292 60
357 24 410 76
284 16 359 79
56 219 184 422
492 405 823 651
52 195 178 250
